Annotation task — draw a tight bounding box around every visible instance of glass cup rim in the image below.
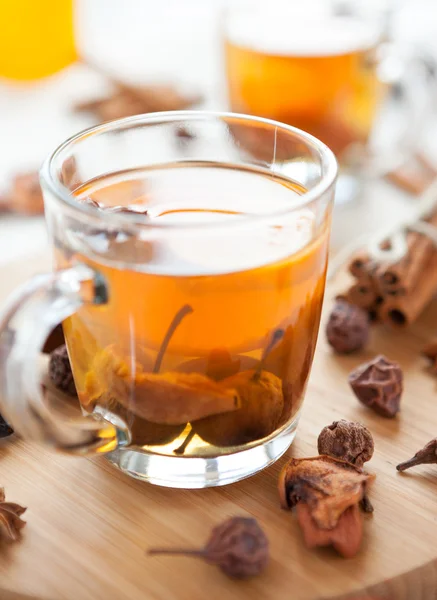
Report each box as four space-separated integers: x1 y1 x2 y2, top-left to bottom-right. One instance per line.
40 110 338 230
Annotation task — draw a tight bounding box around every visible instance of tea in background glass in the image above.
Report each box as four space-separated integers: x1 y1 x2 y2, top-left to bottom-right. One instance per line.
224 0 425 202
226 8 383 157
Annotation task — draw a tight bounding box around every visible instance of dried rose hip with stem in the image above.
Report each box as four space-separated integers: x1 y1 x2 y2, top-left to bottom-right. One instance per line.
148 516 269 579
174 328 285 454
397 438 437 472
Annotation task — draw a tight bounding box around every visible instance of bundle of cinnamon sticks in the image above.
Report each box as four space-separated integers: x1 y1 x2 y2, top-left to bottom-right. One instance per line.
343 207 437 326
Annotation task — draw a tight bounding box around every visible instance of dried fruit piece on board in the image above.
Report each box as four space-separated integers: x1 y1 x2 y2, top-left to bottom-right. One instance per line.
279 455 374 558
318 420 374 468
296 503 363 559
0 414 13 438
0 487 26 541
1 172 44 216
396 438 437 472
318 420 375 513
148 516 269 579
279 456 373 527
349 355 403 418
326 299 370 354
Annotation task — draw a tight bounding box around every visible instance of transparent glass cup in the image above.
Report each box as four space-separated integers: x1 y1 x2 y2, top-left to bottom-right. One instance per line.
0 112 337 488
223 0 430 203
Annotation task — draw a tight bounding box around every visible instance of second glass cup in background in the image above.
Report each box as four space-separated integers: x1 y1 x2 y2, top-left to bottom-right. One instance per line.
223 0 429 203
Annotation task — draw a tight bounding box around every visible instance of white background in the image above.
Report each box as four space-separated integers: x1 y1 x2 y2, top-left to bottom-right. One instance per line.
0 0 436 266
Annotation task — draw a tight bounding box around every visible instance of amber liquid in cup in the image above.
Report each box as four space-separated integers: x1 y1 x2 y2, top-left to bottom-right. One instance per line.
225 16 384 158
60 163 329 457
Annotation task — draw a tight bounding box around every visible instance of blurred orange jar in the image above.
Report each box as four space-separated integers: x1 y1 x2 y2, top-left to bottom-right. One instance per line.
0 0 76 81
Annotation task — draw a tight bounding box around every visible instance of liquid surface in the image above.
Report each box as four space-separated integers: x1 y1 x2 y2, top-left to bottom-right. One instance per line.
226 13 381 57
58 163 329 457
75 164 313 276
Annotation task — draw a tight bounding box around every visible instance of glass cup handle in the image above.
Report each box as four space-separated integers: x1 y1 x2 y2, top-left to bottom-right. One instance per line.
0 264 119 455
369 42 434 175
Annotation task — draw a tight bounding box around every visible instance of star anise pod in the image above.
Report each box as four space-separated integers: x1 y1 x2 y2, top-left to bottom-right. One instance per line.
148 516 269 578
0 488 27 541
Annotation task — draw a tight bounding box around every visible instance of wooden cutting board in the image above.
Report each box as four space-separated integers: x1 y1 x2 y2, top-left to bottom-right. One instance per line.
0 251 437 600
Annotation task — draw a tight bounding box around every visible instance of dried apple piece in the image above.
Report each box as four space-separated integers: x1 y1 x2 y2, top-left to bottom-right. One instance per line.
83 346 240 425
177 352 257 381
279 455 374 558
278 456 373 529
296 503 363 559
132 371 240 424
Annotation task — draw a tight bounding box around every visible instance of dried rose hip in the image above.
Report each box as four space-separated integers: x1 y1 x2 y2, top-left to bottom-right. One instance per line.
49 345 77 397
349 355 402 418
326 299 370 354
318 420 374 468
148 517 269 579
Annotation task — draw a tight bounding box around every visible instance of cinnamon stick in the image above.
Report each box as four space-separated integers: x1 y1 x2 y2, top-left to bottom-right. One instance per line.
385 168 430 196
348 241 390 280
347 281 378 310
377 251 437 326
416 152 437 179
385 153 437 196
348 253 375 279
342 154 437 327
0 195 12 214
375 210 437 297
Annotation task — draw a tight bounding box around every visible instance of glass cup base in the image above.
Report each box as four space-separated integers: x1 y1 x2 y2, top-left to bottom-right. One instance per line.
105 418 299 489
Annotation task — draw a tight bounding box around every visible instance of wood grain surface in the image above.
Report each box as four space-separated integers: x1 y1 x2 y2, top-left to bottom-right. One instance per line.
0 252 437 600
